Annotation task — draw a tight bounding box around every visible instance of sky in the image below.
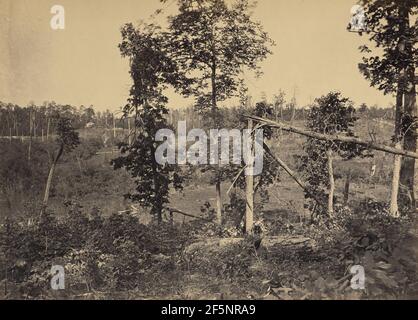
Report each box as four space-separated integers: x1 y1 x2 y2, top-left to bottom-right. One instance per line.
0 0 395 112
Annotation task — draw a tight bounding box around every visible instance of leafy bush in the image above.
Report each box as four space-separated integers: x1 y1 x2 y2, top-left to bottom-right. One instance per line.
0 205 190 298
184 239 255 281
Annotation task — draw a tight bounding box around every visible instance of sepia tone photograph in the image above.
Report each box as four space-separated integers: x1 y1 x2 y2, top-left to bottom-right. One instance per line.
0 0 417 303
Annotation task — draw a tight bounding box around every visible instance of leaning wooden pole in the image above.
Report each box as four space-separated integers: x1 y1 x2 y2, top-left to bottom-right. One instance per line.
263 142 324 209
245 115 418 159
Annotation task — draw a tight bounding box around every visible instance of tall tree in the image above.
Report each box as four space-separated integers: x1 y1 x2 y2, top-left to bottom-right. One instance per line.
112 23 183 224
358 0 417 213
40 116 79 218
164 0 274 223
299 92 370 218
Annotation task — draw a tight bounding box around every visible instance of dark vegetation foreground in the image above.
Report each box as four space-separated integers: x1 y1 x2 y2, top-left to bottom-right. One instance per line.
1 199 418 300
1 120 417 300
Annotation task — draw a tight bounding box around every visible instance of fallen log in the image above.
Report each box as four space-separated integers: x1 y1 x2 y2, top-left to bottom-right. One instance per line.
261 236 314 250
184 236 315 258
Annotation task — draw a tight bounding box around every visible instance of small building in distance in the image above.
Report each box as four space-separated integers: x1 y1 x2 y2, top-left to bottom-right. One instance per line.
85 122 95 129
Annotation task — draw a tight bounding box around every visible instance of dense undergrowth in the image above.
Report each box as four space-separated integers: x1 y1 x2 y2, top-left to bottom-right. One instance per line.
1 198 417 300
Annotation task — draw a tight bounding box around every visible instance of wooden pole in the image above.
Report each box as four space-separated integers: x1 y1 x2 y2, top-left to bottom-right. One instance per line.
390 86 404 217
28 110 32 161
263 142 325 209
46 118 50 142
112 114 116 156
326 149 335 217
113 114 116 139
245 119 254 234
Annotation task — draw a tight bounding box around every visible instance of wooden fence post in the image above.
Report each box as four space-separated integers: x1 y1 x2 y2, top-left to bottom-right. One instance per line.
245 119 254 234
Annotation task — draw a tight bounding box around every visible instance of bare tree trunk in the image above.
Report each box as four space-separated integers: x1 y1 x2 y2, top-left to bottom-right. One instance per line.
40 162 57 218
391 143 402 217
210 39 223 225
245 119 254 234
76 156 83 174
40 144 63 218
327 149 335 217
400 72 417 211
46 117 50 141
274 103 278 122
28 138 32 161
390 87 404 217
399 7 417 212
216 181 222 225
113 114 116 139
343 172 351 205
290 106 296 125
128 117 132 145
28 110 32 162
150 142 163 224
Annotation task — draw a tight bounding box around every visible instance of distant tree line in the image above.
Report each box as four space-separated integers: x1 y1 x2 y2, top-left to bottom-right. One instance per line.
166 101 396 130
0 100 396 140
0 101 131 138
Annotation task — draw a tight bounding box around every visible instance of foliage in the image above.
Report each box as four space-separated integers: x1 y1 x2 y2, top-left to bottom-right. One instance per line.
54 117 80 153
359 0 417 95
359 0 417 211
113 23 184 222
0 141 48 214
152 0 275 224
0 205 192 298
164 0 274 119
298 92 372 216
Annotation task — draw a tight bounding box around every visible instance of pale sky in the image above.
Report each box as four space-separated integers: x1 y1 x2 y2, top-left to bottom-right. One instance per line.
0 0 394 112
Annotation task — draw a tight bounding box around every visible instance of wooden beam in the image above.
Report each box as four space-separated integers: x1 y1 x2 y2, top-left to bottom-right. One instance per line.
245 115 418 159
245 119 254 234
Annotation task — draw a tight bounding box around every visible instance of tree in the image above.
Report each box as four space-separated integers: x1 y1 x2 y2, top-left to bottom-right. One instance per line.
273 90 286 122
225 101 279 232
164 0 274 223
112 23 183 224
359 103 369 114
299 92 371 217
82 106 96 126
358 0 417 213
40 116 79 218
71 137 103 173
